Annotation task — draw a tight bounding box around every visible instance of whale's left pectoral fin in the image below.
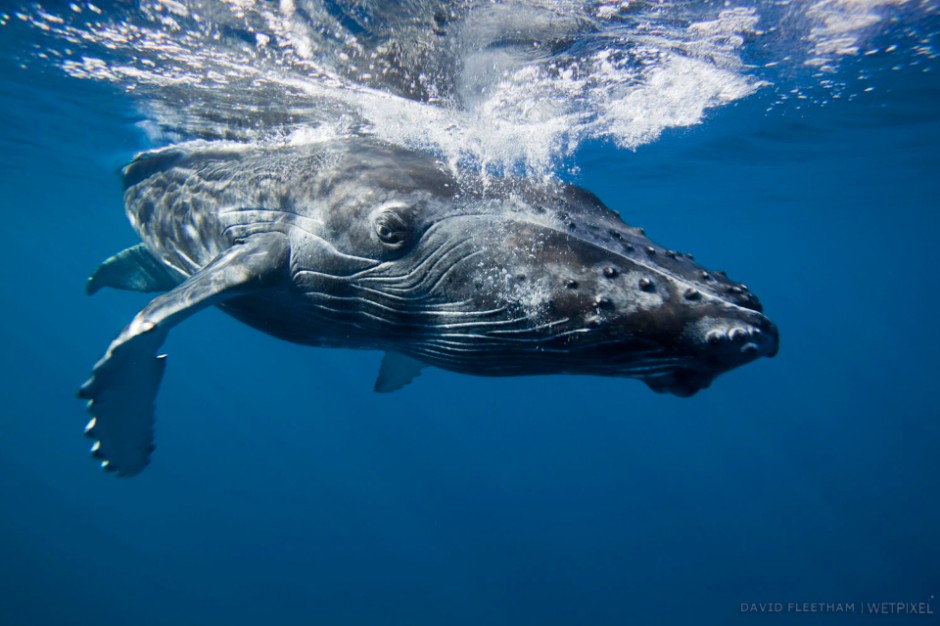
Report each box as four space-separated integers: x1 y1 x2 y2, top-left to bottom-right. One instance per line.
79 232 291 477
86 243 183 295
374 352 426 393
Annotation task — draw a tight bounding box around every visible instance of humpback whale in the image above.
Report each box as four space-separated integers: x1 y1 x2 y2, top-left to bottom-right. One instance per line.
80 139 778 476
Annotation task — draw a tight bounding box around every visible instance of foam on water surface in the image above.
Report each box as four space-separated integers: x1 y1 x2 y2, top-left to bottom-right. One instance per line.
6 0 935 174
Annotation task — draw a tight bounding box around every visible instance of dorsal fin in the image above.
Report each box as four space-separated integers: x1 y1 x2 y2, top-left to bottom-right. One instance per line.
86 244 182 295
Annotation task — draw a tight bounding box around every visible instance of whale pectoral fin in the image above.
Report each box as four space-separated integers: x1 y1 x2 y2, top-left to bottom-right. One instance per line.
78 322 166 476
79 232 291 477
86 243 183 295
374 352 427 393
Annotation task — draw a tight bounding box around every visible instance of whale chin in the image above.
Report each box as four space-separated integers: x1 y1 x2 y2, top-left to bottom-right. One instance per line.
642 368 717 397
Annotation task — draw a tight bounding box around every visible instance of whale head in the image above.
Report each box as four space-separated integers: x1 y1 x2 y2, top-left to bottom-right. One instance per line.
289 141 779 396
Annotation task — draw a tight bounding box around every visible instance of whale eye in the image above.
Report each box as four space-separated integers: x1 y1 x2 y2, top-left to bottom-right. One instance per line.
372 207 412 249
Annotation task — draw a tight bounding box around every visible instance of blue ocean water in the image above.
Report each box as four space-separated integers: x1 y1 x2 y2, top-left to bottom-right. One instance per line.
1 2 939 625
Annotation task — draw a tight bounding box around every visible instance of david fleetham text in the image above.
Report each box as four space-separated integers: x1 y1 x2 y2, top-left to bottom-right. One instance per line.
740 601 934 615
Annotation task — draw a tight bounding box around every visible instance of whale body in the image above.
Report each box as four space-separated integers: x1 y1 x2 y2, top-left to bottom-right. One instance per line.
80 139 778 476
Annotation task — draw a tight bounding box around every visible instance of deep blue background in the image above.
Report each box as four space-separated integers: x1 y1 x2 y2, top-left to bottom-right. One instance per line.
1 36 938 626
